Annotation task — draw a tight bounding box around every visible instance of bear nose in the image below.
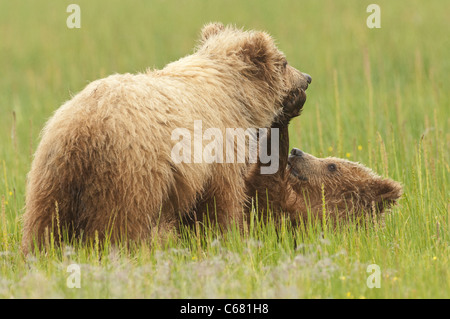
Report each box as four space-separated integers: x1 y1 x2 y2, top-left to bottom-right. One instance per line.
302 73 312 84
290 148 304 157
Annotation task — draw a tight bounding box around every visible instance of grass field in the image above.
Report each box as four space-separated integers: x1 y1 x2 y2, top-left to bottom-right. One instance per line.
0 0 448 299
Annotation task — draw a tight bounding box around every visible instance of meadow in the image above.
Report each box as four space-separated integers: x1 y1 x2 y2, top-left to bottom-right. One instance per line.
0 0 448 298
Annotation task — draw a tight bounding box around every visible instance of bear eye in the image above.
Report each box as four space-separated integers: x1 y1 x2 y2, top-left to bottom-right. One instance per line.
327 163 337 172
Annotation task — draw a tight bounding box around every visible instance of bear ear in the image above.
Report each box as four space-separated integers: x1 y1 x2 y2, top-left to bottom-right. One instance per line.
371 178 403 211
239 31 278 80
200 22 225 43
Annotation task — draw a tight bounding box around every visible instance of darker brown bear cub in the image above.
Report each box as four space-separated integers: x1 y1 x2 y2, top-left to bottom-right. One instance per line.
245 112 402 223
22 23 311 252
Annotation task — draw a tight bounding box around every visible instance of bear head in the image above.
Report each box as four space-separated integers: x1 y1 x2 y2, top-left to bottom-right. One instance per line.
197 22 311 124
287 148 403 219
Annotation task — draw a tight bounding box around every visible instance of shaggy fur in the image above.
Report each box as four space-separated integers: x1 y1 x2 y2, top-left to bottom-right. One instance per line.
22 23 311 252
245 121 403 223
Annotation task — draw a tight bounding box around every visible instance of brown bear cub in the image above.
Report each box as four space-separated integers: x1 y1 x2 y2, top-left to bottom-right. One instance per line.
245 112 403 224
22 23 311 252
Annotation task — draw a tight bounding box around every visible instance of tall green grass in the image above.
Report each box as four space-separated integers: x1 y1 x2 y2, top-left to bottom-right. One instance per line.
0 0 448 298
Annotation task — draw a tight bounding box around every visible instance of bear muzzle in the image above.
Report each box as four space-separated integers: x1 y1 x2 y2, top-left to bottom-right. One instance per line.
287 148 308 181
302 72 312 85
290 148 304 157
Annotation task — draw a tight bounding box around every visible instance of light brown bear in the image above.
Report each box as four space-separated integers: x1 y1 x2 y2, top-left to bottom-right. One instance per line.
22 23 311 252
245 111 403 224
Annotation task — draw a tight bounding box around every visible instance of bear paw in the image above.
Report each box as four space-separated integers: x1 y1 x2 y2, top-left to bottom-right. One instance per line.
281 87 307 120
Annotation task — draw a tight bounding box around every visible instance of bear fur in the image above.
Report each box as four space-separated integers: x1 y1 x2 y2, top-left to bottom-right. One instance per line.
22 23 311 252
245 114 403 223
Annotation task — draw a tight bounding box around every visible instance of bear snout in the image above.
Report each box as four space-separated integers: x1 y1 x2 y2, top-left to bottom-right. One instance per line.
302 73 312 84
290 148 304 157
287 150 308 182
